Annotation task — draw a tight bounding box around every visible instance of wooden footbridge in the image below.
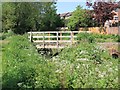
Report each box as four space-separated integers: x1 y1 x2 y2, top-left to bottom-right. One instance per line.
28 31 120 58
28 31 91 49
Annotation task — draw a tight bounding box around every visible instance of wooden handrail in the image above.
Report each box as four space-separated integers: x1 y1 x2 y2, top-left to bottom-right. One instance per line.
28 31 91 49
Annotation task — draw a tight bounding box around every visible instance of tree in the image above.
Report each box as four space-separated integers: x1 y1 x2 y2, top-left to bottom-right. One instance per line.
13 3 36 34
38 2 62 31
86 0 119 26
2 2 62 34
67 5 94 30
2 3 16 32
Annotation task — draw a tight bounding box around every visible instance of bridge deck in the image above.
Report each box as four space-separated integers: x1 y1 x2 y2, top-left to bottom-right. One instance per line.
36 45 65 49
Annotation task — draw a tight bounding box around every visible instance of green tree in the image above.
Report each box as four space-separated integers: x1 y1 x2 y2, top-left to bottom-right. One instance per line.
40 2 62 31
2 2 62 34
13 3 36 34
2 3 16 32
67 5 92 30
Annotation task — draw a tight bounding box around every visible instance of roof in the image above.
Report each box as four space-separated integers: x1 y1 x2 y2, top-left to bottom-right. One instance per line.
59 12 72 18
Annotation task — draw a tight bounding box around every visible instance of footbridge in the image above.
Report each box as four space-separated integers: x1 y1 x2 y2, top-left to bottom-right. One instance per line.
28 31 120 58
28 31 91 49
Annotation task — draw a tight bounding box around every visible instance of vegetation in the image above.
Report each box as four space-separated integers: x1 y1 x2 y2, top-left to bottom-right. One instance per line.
1 34 119 88
2 2 63 34
67 5 96 30
55 42 118 88
77 32 119 43
1 1 119 89
86 0 119 26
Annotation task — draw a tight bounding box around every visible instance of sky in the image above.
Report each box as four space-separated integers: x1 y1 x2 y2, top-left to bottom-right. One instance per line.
56 2 87 14
56 0 120 14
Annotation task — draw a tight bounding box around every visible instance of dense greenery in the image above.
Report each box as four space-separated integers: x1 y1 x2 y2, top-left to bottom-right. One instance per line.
67 5 96 30
2 35 42 88
77 32 119 43
55 43 118 88
2 34 119 88
2 2 63 34
1 1 119 89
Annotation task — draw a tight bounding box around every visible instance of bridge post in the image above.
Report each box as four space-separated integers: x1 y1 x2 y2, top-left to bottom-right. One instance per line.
30 31 32 42
70 31 73 46
60 32 62 40
43 32 45 48
57 32 59 50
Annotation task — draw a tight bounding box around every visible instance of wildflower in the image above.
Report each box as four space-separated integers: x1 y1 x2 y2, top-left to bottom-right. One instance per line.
77 65 80 69
108 68 113 72
95 68 99 72
28 53 31 56
55 69 62 73
98 73 104 78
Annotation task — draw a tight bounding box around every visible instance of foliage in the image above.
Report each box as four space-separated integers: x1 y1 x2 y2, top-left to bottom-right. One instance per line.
0 30 15 40
2 2 62 34
77 32 95 43
67 5 93 30
2 3 16 33
86 1 119 26
2 35 43 88
52 42 119 88
77 32 119 43
2 34 119 88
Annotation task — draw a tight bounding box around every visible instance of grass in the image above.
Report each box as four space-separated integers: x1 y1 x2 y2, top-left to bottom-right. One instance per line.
1 33 119 88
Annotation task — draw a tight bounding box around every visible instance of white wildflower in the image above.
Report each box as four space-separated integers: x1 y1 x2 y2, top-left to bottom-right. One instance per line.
55 69 62 73
98 73 104 78
28 53 31 56
108 68 113 72
110 62 113 65
115 68 118 71
77 65 80 69
82 64 85 67
102 71 106 76
95 68 99 72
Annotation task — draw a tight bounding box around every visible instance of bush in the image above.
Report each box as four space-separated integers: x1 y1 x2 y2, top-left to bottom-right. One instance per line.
0 30 14 40
2 35 43 88
77 33 119 43
54 42 119 88
77 33 95 43
2 34 119 88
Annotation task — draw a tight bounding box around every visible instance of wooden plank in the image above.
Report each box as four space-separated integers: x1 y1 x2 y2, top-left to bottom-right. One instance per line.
36 45 65 49
58 36 77 38
33 36 57 38
33 40 78 43
28 36 77 39
28 31 91 34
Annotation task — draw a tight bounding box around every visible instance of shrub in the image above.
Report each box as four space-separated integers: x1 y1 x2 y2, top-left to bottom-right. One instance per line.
77 33 95 43
54 42 119 88
0 30 14 40
2 34 119 88
2 35 43 88
77 33 119 43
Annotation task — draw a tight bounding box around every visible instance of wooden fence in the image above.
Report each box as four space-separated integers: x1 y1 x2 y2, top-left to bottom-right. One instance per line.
28 31 91 49
79 27 120 35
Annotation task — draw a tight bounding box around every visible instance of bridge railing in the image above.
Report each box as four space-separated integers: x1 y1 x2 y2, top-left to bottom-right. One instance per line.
28 31 91 48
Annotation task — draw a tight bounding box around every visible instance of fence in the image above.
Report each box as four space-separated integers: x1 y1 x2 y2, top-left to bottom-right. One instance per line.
79 27 120 35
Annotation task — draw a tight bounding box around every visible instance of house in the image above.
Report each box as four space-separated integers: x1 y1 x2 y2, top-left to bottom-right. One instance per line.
108 9 120 26
59 12 72 19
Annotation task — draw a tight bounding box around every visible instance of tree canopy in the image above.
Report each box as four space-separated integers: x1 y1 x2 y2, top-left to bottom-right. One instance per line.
86 0 119 26
67 5 95 30
2 2 62 34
